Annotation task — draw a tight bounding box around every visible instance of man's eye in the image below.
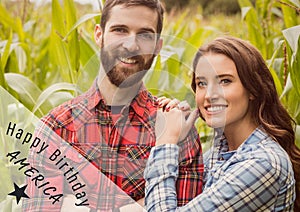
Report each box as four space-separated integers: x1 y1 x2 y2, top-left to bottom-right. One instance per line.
137 33 155 41
114 28 126 33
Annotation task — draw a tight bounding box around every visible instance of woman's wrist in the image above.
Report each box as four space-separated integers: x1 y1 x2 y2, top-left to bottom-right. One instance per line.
156 135 179 146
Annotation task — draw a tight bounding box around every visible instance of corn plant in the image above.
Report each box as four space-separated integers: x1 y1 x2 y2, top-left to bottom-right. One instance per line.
238 0 300 147
0 0 299 209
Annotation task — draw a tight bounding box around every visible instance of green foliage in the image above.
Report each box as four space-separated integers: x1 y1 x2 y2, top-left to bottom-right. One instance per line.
0 0 300 207
0 0 100 117
162 0 191 12
202 0 241 15
238 0 300 147
162 0 241 15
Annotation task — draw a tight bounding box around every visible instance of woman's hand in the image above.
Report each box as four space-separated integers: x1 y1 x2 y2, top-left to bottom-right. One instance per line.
157 96 190 112
119 198 145 212
155 108 198 146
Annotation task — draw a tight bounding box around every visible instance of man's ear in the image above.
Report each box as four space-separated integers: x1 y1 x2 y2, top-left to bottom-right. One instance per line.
154 38 163 56
94 24 103 48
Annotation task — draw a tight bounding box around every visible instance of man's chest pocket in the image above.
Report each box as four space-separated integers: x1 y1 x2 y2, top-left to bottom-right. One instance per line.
121 145 152 200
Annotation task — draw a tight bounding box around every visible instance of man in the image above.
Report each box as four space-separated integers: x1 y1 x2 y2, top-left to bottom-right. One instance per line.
23 0 203 211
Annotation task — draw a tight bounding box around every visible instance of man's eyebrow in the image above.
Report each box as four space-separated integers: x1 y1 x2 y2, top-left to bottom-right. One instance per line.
109 24 128 29
139 27 156 33
109 24 156 34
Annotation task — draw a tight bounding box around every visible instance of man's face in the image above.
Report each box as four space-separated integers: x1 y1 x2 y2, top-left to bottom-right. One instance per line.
95 5 162 88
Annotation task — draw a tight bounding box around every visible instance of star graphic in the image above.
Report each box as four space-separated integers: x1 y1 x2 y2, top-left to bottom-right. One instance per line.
8 183 30 204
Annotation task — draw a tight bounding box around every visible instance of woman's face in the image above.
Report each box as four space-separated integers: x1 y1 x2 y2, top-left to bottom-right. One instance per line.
195 53 253 130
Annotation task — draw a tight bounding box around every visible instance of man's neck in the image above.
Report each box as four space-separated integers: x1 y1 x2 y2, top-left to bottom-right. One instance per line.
97 69 142 106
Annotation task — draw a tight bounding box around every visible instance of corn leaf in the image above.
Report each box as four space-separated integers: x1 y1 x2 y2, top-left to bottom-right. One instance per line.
32 82 79 114
296 125 300 148
5 73 52 117
64 0 80 79
239 0 266 58
0 5 24 41
1 30 13 69
283 26 300 98
280 0 298 28
63 13 101 40
0 56 7 90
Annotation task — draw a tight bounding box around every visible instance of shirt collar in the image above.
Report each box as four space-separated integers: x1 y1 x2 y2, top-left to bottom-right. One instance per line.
85 79 103 110
60 80 157 132
242 126 268 146
130 84 158 120
214 126 267 150
212 126 268 161
87 80 157 121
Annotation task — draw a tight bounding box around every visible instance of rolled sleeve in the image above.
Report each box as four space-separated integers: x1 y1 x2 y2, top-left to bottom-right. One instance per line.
144 144 179 212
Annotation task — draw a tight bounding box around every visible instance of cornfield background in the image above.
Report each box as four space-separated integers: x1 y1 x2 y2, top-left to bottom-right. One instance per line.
0 0 299 210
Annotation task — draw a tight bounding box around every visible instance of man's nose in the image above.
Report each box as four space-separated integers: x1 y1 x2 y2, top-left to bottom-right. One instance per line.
122 35 140 52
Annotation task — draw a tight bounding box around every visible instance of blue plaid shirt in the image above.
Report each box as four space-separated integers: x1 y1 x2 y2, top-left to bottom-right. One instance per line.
144 127 295 211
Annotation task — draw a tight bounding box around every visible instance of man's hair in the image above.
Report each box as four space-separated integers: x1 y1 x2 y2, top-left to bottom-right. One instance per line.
100 0 164 35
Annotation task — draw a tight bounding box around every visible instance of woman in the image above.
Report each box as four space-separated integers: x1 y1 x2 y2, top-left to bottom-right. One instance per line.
144 36 300 211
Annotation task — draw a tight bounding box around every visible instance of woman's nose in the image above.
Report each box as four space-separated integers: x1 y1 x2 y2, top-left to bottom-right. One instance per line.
205 83 223 103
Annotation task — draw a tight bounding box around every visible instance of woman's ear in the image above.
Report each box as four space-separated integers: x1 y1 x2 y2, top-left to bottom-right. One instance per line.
249 94 255 100
94 24 103 48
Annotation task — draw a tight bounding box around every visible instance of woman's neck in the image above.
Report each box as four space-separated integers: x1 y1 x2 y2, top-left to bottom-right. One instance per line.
223 120 258 151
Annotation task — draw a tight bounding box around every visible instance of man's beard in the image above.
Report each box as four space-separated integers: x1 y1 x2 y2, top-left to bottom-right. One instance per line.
100 41 155 88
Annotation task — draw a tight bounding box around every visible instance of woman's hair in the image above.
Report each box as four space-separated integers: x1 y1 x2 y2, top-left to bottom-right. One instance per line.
191 36 300 210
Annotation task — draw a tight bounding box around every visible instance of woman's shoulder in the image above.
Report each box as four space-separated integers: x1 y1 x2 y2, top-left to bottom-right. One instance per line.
238 129 293 179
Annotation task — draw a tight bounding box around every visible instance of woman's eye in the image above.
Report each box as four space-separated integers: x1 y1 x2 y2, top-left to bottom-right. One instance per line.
197 81 207 87
220 79 231 84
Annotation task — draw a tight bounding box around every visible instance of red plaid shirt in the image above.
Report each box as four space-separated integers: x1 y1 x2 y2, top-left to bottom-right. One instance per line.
23 81 203 211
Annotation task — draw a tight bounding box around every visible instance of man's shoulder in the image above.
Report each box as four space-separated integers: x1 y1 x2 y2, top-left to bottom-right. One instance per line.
131 89 158 120
42 90 94 130
144 91 158 110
